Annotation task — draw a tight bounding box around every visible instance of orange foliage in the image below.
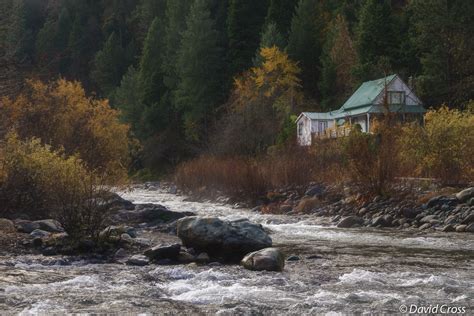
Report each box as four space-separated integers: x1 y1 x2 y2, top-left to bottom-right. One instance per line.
0 79 132 181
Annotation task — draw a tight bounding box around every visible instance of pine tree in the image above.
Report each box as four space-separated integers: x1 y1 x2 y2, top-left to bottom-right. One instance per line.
253 22 285 66
175 0 223 141
162 0 191 90
132 0 167 49
6 0 43 62
139 17 166 107
264 0 298 38
411 0 474 107
136 17 170 135
319 14 358 110
287 0 325 97
354 0 397 81
112 66 145 136
90 32 128 96
226 0 268 78
35 8 72 74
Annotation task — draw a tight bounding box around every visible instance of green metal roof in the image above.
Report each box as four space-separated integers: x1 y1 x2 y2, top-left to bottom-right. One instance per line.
296 74 425 123
341 74 397 110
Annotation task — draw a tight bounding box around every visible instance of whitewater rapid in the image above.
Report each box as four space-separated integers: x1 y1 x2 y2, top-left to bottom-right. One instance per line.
0 187 472 314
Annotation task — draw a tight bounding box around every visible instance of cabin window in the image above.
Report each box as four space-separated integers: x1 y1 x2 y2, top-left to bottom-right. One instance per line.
298 122 303 136
388 91 405 105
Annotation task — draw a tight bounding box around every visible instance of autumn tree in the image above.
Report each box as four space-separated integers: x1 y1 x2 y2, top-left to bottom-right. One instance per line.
0 79 131 181
253 22 286 66
212 46 302 155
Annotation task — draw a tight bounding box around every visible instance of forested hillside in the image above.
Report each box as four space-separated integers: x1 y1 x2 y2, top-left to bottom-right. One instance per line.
1 0 473 170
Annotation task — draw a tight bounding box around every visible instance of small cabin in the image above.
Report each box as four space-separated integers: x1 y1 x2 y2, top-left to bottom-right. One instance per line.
296 74 425 146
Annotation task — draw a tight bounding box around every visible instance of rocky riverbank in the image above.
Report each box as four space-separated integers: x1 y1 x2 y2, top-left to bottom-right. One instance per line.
182 182 474 234
1 182 472 273
0 188 284 272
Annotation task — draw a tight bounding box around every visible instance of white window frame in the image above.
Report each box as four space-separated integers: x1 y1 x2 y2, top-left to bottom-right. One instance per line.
388 91 405 105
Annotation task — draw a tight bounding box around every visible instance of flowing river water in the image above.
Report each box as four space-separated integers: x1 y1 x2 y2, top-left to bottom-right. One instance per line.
1 187 473 315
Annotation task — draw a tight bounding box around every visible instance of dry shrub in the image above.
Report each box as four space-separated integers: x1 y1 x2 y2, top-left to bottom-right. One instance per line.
344 117 401 195
262 145 318 188
175 142 348 200
0 134 112 239
174 155 268 199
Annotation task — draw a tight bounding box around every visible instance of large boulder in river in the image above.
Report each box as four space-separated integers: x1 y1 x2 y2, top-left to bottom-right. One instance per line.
337 216 363 228
456 187 474 203
241 247 285 272
176 217 272 261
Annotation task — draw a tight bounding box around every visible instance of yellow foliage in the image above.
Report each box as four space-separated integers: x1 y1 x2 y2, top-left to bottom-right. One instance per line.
400 105 474 184
0 133 111 238
232 46 302 115
0 79 132 182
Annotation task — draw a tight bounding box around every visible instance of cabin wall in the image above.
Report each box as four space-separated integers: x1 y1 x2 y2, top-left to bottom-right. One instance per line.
297 116 312 146
374 76 422 106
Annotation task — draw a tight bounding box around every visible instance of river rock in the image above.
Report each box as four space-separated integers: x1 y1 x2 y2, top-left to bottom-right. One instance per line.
241 248 285 272
287 255 300 261
30 229 51 238
0 218 15 233
126 255 149 266
358 208 368 216
99 225 136 240
177 251 195 263
419 223 432 230
401 207 419 219
455 225 467 232
461 214 474 225
305 185 325 197
115 204 194 224
372 215 392 227
120 233 133 244
196 252 210 264
442 225 456 232
465 223 474 233
177 217 272 261
34 219 64 233
337 216 363 228
15 220 40 233
103 192 135 210
456 187 474 203
144 244 181 261
420 215 438 224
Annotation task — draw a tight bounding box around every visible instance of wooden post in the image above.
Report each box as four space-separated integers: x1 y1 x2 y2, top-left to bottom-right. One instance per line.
367 113 371 133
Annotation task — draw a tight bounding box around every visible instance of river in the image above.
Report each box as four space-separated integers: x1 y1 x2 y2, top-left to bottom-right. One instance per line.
1 187 473 314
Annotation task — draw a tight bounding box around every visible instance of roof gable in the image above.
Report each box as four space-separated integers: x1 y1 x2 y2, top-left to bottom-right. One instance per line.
342 74 397 110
